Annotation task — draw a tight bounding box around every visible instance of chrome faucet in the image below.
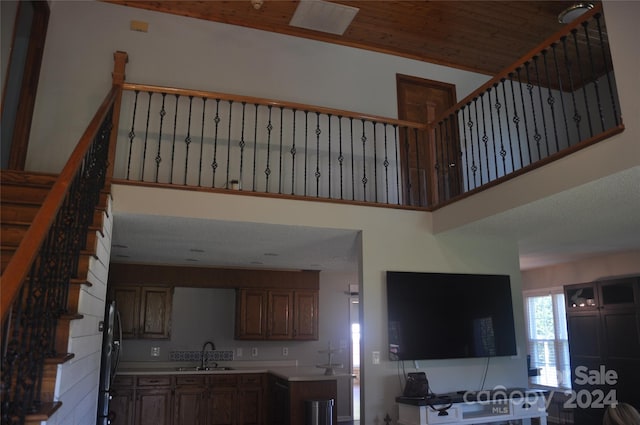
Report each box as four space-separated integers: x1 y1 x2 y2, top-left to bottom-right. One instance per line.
199 341 216 370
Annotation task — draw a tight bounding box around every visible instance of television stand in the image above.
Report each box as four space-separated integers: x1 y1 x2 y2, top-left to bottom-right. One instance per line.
396 388 548 425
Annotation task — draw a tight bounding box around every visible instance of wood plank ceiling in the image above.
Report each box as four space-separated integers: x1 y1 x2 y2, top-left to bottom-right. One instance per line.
105 0 594 76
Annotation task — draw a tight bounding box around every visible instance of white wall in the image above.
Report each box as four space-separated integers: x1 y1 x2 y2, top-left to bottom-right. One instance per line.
27 1 489 174
47 199 113 425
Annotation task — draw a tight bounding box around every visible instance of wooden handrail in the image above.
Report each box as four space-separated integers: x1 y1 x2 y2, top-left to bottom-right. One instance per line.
122 82 426 130
0 86 119 320
430 3 604 126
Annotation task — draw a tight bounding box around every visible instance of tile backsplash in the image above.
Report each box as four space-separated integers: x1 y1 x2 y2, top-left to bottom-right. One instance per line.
169 350 234 362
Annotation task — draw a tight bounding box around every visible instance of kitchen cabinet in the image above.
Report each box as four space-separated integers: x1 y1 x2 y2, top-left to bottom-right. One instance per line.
207 375 238 425
111 375 135 425
564 276 640 425
174 376 207 425
110 285 173 339
135 376 173 425
267 375 337 425
237 374 265 425
110 373 266 425
235 288 318 341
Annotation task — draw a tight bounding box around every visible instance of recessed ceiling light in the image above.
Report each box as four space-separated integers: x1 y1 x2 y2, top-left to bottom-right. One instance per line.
558 2 594 24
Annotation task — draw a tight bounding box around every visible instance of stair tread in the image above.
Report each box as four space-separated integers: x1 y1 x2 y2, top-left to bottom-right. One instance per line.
23 402 62 424
44 353 75 365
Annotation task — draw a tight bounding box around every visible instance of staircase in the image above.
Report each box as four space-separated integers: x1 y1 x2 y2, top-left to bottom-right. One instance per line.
1 170 110 425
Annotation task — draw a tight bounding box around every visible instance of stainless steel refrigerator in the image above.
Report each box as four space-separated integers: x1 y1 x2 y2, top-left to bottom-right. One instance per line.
97 300 122 425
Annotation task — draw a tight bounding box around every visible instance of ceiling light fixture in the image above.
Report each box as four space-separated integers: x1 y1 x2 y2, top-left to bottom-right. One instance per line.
289 0 359 35
251 0 263 10
558 2 594 24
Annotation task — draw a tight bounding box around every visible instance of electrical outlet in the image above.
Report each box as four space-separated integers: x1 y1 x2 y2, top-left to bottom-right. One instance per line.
151 347 160 357
251 347 258 357
236 348 243 357
282 347 288 357
372 351 380 364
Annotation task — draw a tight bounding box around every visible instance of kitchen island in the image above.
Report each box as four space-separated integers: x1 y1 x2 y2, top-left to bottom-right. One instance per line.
113 361 351 425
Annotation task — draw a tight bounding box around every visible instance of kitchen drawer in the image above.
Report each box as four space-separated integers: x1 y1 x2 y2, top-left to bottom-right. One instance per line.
113 375 135 387
208 374 238 387
175 375 206 386
137 376 172 386
239 373 264 387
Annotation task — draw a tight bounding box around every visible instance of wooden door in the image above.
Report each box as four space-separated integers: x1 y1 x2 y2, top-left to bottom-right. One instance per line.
110 387 134 425
208 387 237 425
396 74 458 206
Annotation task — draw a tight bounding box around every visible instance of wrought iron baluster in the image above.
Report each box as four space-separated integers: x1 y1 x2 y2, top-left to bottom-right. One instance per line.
467 102 478 188
595 13 619 127
170 94 179 184
141 91 153 181
126 90 139 180
349 117 355 201
184 96 193 185
532 56 550 158
383 123 390 204
487 87 500 177
304 111 309 196
460 105 471 190
561 35 582 143
508 76 524 169
252 104 258 191
541 50 560 153
290 109 297 195
154 93 166 183
278 106 284 194
524 62 542 161
473 97 484 184
499 79 515 172
315 113 322 197
338 116 344 200
479 93 491 180
550 44 572 147
265 105 273 192
328 114 333 198
515 67 533 164
372 122 378 203
393 125 400 205
198 97 207 187
360 120 368 202
435 121 445 202
239 102 246 190
571 28 594 137
226 100 234 190
582 20 606 133
211 99 221 188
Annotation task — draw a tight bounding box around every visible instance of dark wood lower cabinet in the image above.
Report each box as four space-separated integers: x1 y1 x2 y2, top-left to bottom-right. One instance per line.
268 375 337 425
110 373 265 425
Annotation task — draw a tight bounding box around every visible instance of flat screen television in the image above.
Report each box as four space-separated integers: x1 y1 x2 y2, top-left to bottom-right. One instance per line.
386 271 517 361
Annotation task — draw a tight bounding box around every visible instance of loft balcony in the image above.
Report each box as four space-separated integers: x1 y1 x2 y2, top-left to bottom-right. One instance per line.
110 5 622 211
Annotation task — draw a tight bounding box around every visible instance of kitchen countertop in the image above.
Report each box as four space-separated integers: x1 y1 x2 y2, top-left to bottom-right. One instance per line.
117 361 353 382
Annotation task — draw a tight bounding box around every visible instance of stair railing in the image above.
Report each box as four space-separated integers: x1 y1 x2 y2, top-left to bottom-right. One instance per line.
0 52 127 425
427 3 624 206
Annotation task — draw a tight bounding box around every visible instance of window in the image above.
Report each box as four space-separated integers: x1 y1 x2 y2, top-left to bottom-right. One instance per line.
524 289 571 388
